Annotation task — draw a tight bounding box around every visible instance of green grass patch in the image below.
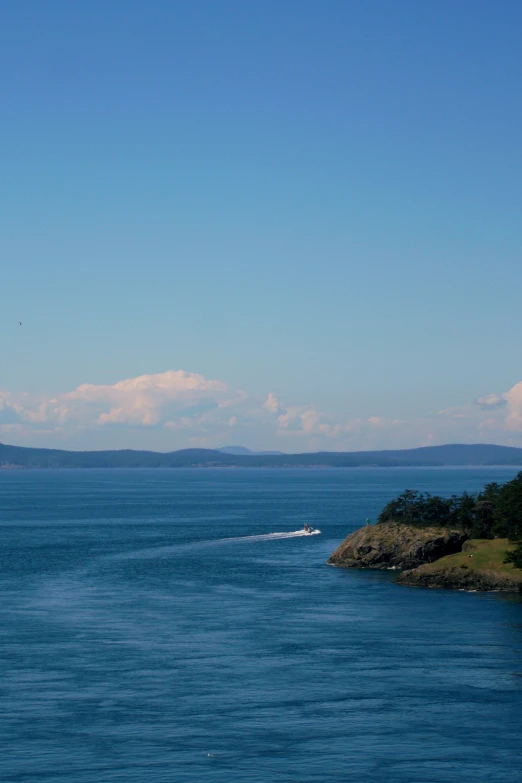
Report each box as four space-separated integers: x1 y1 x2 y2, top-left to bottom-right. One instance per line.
420 539 522 580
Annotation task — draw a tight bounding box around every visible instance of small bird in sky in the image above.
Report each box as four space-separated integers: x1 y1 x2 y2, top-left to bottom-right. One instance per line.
18 322 22 326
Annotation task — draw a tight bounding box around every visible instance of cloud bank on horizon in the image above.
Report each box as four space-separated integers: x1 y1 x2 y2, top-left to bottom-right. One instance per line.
1 369 522 452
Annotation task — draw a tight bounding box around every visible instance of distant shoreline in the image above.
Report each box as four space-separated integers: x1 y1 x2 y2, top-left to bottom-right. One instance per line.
3 464 522 471
2 443 522 469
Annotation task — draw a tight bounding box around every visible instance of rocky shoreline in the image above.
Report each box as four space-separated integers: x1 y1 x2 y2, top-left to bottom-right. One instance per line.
396 565 522 591
327 522 468 571
396 539 522 591
328 523 522 592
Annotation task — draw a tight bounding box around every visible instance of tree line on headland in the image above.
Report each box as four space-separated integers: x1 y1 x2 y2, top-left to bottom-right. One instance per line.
378 471 522 567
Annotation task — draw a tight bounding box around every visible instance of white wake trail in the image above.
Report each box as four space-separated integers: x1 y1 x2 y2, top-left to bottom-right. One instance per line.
223 529 321 543
106 529 321 562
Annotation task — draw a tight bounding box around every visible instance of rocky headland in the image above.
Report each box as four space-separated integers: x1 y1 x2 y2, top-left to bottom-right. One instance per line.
327 522 468 570
329 473 522 591
328 525 522 592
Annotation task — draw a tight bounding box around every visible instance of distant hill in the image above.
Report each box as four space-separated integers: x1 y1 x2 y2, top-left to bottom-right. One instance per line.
218 446 284 456
1 442 522 469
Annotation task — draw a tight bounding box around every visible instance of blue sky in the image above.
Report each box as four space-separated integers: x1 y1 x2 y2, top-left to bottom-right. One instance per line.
1 0 522 451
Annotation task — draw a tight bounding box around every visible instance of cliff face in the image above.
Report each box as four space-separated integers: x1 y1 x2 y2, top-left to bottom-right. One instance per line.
327 523 468 570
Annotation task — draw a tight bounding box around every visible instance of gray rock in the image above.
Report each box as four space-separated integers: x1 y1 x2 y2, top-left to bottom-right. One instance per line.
327 523 467 570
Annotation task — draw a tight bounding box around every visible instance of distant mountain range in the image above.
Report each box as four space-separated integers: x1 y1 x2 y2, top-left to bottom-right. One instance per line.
218 446 284 456
1 442 522 468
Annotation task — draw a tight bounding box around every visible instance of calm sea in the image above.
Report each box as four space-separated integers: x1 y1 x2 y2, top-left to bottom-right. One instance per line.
1 467 521 782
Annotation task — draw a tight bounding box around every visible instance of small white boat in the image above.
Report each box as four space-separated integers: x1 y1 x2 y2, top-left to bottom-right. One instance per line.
303 523 318 535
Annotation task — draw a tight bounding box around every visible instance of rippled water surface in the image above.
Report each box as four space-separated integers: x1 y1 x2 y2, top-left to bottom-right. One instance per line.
1 467 521 782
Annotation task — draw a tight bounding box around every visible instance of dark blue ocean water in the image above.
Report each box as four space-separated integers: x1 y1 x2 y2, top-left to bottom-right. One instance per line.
1 467 521 783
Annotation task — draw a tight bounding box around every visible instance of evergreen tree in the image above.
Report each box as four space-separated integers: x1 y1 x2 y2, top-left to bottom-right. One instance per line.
378 472 522 552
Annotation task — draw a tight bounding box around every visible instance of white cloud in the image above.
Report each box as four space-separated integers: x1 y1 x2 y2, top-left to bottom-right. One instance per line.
368 416 387 427
263 392 280 413
0 371 232 431
503 381 522 432
475 393 507 410
0 369 393 449
3 370 522 451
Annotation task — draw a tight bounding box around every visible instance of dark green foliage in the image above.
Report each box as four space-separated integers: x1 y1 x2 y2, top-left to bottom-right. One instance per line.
378 472 522 546
493 473 522 541
472 500 496 538
504 541 522 569
449 491 476 532
378 490 453 526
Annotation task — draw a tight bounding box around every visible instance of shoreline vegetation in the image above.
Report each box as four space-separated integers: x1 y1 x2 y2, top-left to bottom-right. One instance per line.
328 472 522 592
3 442 522 469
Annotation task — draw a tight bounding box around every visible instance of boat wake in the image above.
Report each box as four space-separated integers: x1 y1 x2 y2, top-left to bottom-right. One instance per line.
106 529 321 562
225 529 321 543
